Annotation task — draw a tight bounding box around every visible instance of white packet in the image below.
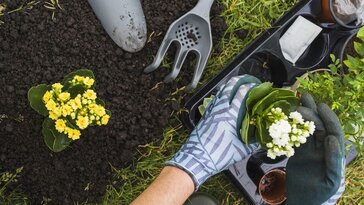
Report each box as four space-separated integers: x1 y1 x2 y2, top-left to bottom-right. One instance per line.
333 0 359 24
356 0 364 25
279 16 322 64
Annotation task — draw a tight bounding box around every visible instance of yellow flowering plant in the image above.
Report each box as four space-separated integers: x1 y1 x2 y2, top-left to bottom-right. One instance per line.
28 69 111 152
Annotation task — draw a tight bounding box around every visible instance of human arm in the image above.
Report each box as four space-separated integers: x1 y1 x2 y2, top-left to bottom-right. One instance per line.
130 166 194 205
131 75 261 204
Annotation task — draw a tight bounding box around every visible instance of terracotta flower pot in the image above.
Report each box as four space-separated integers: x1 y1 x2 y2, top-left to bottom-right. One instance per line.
258 169 287 205
320 0 361 29
321 0 336 23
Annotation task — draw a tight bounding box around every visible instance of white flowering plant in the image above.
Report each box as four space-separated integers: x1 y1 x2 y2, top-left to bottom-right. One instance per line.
264 108 315 159
198 82 316 159
241 82 315 159
28 69 111 152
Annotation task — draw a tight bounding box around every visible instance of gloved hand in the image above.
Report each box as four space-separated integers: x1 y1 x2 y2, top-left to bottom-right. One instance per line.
286 93 346 205
166 75 261 190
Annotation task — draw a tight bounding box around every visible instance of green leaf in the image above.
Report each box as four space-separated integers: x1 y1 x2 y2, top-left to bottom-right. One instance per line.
42 118 56 151
68 84 87 98
357 27 364 40
42 118 71 152
28 84 49 116
256 116 269 149
251 89 296 116
330 54 336 63
198 96 214 115
106 109 112 116
344 55 362 69
62 69 95 90
51 128 71 152
96 98 106 107
241 114 251 143
354 41 364 57
65 116 78 129
343 121 357 135
328 63 337 74
263 100 292 116
245 82 273 111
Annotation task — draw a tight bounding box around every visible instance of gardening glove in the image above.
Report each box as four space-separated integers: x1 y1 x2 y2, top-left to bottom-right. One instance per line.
286 93 346 205
166 75 262 190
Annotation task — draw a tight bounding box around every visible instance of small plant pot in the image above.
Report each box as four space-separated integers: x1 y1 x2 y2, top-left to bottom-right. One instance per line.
258 169 287 205
320 0 361 29
238 52 287 87
332 31 359 66
279 15 329 69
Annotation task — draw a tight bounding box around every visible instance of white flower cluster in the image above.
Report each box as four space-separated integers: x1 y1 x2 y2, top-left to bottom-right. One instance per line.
266 108 315 159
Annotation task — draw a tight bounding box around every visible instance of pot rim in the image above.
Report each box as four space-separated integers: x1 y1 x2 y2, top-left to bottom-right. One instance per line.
258 169 287 205
338 32 358 63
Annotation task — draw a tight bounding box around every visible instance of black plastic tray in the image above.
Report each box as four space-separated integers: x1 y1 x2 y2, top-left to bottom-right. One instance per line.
180 0 359 204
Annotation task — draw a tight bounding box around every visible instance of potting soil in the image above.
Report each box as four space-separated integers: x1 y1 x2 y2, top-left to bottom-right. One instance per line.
0 0 227 203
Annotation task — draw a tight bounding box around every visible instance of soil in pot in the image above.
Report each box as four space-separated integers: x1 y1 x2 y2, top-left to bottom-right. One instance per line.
258 169 286 205
343 36 360 58
0 0 227 204
341 34 360 71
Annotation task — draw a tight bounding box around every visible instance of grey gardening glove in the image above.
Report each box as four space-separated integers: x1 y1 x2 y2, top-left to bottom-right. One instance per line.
166 75 261 190
286 93 346 205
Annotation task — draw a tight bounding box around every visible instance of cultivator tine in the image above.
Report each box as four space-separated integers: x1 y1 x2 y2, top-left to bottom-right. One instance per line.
164 48 190 83
144 37 174 73
186 53 209 91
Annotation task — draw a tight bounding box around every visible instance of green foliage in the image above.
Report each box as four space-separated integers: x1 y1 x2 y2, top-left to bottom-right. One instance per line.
197 95 215 115
0 167 28 204
27 84 49 116
298 27 364 155
42 118 71 152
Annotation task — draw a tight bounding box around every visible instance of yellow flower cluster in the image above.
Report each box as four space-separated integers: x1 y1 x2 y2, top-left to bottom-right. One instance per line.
43 76 110 141
71 75 95 88
55 119 81 140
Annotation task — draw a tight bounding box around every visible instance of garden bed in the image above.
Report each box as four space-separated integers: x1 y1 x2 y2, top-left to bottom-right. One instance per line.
0 0 227 203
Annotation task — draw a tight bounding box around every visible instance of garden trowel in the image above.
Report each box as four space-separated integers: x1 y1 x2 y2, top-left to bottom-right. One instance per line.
88 0 147 53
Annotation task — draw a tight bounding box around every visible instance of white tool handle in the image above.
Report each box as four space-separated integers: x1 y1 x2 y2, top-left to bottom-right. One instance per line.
88 0 147 53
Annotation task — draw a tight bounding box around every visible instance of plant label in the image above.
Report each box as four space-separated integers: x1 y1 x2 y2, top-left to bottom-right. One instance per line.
279 16 322 64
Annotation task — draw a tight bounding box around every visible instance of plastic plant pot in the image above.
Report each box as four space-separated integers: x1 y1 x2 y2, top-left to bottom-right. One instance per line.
238 52 287 87
320 0 361 29
258 169 287 205
332 31 359 66
278 15 329 70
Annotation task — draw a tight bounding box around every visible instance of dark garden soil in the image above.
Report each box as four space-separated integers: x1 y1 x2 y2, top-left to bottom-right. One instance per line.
0 0 227 204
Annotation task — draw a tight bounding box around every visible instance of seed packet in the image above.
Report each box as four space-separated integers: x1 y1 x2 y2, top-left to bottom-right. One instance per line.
279 16 322 64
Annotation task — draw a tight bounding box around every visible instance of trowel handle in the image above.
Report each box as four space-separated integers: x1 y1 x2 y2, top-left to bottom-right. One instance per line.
88 0 147 53
191 0 215 19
